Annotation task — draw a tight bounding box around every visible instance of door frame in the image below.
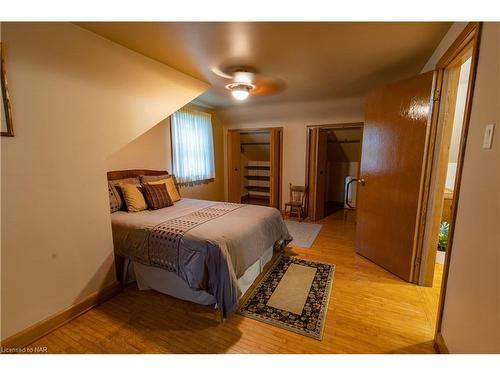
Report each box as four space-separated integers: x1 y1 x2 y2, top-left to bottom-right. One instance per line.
408 23 482 351
226 129 242 203
226 127 283 208
305 122 364 220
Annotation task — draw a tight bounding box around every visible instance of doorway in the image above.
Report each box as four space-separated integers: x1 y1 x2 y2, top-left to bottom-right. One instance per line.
412 23 481 352
227 127 283 208
433 56 472 270
306 123 363 222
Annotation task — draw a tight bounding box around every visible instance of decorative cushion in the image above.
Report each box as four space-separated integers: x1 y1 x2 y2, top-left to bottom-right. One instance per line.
108 183 121 213
140 174 169 183
141 175 180 194
108 177 141 212
146 176 181 202
141 183 173 210
119 182 148 212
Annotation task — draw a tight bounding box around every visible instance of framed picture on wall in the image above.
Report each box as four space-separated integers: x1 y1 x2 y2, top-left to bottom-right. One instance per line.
1 42 15 137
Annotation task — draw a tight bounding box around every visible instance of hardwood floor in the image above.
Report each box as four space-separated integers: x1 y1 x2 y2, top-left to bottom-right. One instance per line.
27 211 443 353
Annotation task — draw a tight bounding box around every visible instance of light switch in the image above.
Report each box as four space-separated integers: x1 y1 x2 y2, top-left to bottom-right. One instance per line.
482 123 495 149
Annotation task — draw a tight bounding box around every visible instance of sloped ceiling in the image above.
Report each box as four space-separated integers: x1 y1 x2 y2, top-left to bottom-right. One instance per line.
79 22 451 109
327 128 362 162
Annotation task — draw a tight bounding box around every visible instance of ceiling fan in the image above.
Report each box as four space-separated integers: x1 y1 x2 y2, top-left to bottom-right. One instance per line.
211 65 285 101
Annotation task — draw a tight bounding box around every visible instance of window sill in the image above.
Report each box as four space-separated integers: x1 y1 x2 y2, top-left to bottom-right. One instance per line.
177 178 215 188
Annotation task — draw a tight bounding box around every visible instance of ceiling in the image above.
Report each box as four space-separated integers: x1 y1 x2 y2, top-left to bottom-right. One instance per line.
78 22 451 109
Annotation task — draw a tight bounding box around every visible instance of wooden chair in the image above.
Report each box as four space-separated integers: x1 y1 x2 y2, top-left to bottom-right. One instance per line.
284 184 307 221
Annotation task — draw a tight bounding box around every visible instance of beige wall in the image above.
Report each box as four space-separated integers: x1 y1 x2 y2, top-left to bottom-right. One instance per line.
421 22 469 72
441 22 500 354
424 22 500 353
0 23 207 340
105 106 225 202
219 97 365 208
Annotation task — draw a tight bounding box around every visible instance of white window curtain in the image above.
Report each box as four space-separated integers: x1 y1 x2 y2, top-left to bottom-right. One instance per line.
171 108 215 184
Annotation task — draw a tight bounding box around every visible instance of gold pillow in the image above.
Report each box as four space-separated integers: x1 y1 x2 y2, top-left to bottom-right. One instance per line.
148 176 181 202
119 183 148 212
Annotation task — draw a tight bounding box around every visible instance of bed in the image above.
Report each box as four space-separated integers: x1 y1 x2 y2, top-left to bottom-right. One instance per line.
108 169 292 318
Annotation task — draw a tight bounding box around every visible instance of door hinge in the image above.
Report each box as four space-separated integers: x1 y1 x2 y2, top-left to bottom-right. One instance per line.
433 89 441 102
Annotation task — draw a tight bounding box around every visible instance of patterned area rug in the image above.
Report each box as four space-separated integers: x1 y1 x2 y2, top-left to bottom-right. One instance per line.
239 255 335 340
284 220 323 248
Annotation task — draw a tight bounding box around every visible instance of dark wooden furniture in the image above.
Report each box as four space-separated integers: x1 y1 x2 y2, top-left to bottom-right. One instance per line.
107 169 168 181
284 184 307 221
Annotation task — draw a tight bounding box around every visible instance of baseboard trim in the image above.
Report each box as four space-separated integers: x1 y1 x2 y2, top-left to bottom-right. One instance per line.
0 281 121 349
434 332 449 354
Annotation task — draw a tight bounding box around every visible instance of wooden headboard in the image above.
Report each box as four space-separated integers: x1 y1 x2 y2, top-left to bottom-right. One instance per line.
107 169 169 181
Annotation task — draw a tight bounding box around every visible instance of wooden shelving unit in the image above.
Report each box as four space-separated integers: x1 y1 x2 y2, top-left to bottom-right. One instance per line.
244 175 270 181
243 157 271 206
241 195 269 206
244 185 270 192
244 166 270 170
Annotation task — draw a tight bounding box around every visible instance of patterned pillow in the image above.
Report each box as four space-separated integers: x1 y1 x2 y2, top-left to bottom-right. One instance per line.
147 177 181 202
141 183 173 210
140 174 169 183
108 183 121 213
141 174 180 198
108 177 141 212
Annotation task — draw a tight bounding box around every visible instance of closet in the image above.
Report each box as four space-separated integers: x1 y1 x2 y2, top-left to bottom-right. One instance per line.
227 128 282 208
307 124 363 221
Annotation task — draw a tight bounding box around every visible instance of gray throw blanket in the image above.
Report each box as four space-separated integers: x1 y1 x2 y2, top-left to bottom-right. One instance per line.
111 198 292 317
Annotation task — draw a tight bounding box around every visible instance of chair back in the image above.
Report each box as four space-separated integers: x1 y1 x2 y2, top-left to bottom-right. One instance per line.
289 184 307 205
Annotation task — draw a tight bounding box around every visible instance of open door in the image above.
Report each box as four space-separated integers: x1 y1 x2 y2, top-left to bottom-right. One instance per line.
308 128 328 221
227 130 241 203
356 71 435 282
269 128 282 209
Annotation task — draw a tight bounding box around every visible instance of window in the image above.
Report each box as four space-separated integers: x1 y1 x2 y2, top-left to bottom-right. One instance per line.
171 108 215 184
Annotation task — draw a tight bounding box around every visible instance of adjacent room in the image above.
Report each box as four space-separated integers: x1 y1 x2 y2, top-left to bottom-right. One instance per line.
1 19 498 358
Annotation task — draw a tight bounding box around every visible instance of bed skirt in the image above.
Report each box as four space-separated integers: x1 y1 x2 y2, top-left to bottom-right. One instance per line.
121 245 275 307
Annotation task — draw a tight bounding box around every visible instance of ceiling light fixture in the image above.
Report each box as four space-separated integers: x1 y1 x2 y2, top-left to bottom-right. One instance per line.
226 83 255 101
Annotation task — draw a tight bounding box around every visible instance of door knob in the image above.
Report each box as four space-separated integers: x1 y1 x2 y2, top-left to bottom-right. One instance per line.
359 178 366 186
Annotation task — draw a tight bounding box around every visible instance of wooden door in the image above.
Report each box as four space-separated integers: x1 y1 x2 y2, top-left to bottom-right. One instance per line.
269 128 282 209
308 128 328 221
227 130 241 203
307 128 318 219
356 71 435 282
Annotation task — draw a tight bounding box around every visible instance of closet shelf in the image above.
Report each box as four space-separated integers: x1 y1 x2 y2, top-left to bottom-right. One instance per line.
245 186 270 192
242 195 270 206
244 175 270 181
246 194 270 201
244 166 270 170
327 140 360 144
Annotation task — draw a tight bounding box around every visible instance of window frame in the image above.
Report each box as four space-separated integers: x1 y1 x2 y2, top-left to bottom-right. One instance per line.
169 107 216 186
